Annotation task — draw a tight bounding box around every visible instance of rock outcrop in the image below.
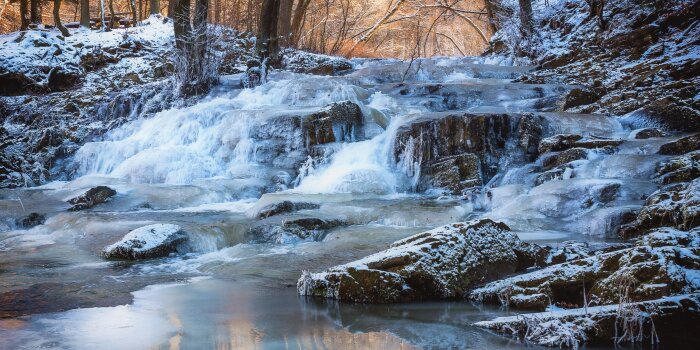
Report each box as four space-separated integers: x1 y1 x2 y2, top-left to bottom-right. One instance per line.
393 113 547 194
303 101 364 148
656 150 700 185
101 224 187 260
470 228 700 310
658 133 700 155
619 179 700 238
298 219 547 303
67 186 117 211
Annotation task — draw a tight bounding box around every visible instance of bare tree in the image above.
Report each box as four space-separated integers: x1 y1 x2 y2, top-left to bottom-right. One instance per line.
109 0 117 28
278 0 293 46
174 0 191 49
80 0 91 28
256 0 280 61
98 0 108 30
129 0 139 26
30 0 41 25
168 0 175 18
290 0 311 45
174 0 218 95
150 0 160 15
20 0 29 30
53 0 70 36
518 0 533 37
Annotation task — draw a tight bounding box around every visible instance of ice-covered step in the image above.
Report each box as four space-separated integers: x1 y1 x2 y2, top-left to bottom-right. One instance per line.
376 81 575 112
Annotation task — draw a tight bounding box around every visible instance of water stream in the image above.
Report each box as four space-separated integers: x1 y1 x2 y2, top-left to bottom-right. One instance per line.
0 57 678 349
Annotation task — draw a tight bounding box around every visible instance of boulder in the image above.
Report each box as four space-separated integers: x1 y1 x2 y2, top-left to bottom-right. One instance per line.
631 127 668 139
419 153 482 194
255 201 320 219
306 61 354 76
298 219 548 303
541 148 589 170
658 133 700 155
67 186 117 211
14 212 46 229
0 71 35 95
470 228 700 310
562 87 599 110
619 179 700 238
248 217 345 244
475 294 700 349
538 134 583 154
101 224 187 260
47 67 81 91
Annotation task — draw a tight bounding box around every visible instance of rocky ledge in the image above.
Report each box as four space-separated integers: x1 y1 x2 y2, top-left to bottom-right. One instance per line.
297 219 546 303
470 228 700 310
474 294 700 348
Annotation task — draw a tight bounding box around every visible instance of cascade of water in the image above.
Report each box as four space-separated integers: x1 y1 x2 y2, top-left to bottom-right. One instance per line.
71 74 371 186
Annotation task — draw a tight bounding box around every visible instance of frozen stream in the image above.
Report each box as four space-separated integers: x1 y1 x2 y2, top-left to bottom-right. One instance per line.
0 57 682 349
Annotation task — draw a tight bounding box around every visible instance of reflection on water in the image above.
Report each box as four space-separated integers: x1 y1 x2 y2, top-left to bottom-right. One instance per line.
0 278 528 350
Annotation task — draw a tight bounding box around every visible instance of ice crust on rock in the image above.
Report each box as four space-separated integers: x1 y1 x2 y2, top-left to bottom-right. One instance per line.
101 224 187 260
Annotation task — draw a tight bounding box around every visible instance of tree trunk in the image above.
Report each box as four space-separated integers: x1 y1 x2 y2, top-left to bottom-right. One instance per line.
214 0 220 23
290 0 310 45
518 0 533 37
129 0 138 26
278 0 292 46
108 0 117 28
80 0 90 28
54 0 70 36
168 0 175 18
20 0 29 30
256 0 279 59
174 0 191 50
99 0 107 30
30 0 41 24
150 0 159 15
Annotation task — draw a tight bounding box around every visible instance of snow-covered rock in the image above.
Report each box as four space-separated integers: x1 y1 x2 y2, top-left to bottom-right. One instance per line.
297 219 547 303
101 224 187 260
490 1 699 129
620 178 700 238
281 49 353 75
537 134 622 154
474 294 700 349
470 227 700 310
252 201 321 219
657 150 700 185
658 133 700 155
